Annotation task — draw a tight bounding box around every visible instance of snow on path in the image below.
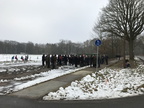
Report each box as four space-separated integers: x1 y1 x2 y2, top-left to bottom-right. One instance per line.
0 65 89 94
43 65 144 100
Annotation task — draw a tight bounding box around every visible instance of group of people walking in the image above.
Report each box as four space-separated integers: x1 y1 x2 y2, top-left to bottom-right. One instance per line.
42 54 109 69
11 55 29 62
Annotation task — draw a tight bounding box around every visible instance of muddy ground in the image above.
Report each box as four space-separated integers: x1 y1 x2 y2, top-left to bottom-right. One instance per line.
0 65 50 80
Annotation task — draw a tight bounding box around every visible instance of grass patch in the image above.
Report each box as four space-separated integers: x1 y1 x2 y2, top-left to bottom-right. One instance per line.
109 60 138 69
137 84 144 90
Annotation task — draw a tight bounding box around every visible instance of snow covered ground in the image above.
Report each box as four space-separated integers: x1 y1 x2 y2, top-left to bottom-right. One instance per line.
0 66 88 95
0 54 89 95
0 54 41 71
0 54 144 100
0 54 41 62
43 66 144 100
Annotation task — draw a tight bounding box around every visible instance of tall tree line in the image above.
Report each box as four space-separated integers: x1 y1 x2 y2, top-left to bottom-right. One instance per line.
0 40 91 55
0 36 143 56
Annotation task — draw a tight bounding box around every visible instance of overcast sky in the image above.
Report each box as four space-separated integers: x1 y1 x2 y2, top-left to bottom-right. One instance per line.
0 0 108 44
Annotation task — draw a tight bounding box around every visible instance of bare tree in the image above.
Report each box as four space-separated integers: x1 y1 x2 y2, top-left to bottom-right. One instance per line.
94 0 144 60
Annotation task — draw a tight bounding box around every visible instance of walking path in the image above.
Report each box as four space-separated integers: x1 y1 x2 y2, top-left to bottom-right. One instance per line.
9 60 118 99
1 58 144 108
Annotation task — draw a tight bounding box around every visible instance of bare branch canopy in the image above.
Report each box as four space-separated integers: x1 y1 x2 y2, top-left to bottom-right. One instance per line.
94 0 144 60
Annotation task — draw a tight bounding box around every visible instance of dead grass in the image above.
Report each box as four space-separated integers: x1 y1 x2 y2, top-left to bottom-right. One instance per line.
137 84 144 90
109 60 138 69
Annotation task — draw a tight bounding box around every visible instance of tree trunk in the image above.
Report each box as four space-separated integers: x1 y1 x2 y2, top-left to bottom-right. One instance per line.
129 39 134 60
123 37 126 67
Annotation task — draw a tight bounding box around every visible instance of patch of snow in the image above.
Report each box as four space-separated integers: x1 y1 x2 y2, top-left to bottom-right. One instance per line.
0 69 6 72
43 65 144 100
8 66 89 93
0 79 8 83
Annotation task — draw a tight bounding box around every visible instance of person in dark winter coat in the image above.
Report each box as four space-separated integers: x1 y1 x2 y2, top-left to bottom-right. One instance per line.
74 55 78 67
51 55 56 69
15 55 18 61
42 54 45 66
97 56 101 68
46 54 50 68
125 59 130 68
58 55 62 66
101 55 104 64
80 55 84 67
11 56 14 62
105 55 109 65
89 55 93 67
64 55 68 65
93 55 96 67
